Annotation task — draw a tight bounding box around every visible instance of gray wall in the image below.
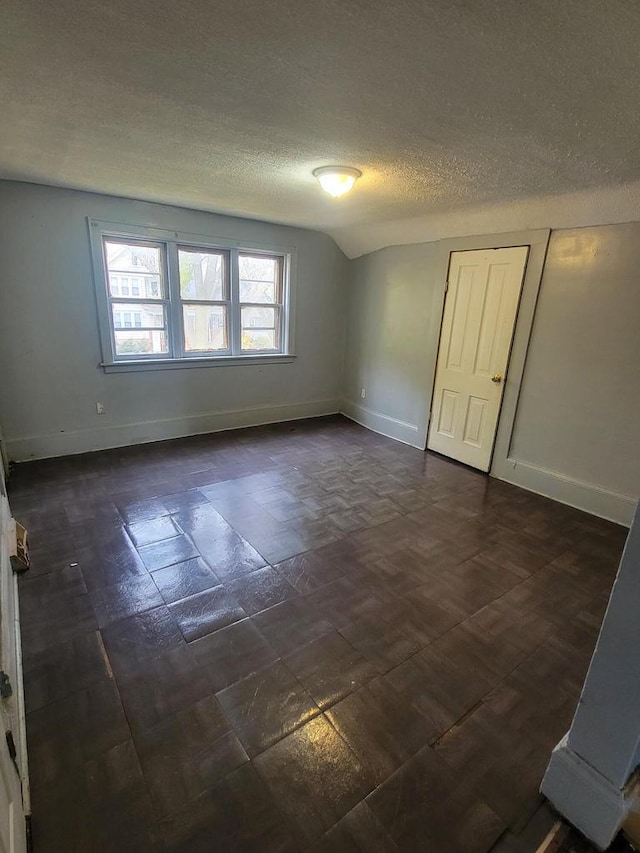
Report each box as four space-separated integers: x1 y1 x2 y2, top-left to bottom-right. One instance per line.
0 182 349 459
343 243 440 446
511 225 640 499
343 223 640 525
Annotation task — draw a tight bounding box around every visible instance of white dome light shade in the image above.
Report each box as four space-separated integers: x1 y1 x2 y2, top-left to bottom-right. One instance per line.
312 166 362 197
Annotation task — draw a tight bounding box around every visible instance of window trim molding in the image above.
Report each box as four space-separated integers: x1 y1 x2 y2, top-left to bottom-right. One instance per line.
100 354 296 373
88 218 297 370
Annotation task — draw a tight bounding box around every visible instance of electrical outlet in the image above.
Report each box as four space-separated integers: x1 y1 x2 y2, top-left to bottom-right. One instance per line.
96 402 105 415
360 388 366 399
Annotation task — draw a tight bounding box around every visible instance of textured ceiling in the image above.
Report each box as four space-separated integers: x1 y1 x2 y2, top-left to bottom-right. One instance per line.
2 0 640 256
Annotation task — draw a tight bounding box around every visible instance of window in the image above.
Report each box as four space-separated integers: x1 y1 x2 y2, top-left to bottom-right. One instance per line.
103 240 169 356
179 247 229 353
90 222 293 370
239 254 283 351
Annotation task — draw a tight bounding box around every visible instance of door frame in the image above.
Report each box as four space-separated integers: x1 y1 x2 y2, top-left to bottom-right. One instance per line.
420 228 550 481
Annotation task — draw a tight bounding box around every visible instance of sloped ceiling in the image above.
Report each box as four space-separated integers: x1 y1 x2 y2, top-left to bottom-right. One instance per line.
2 0 640 257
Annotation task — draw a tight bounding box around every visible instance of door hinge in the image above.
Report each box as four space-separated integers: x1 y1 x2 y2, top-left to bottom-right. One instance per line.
26 815 33 853
5 731 16 762
5 730 20 779
0 671 13 699
444 280 449 293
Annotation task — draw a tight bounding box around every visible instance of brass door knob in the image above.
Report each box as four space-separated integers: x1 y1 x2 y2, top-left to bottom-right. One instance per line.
491 374 503 384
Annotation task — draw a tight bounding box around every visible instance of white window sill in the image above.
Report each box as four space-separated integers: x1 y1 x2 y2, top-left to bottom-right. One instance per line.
101 354 296 373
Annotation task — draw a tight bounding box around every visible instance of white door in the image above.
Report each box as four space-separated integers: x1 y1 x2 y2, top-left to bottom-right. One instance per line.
0 725 25 853
427 246 528 472
0 494 27 853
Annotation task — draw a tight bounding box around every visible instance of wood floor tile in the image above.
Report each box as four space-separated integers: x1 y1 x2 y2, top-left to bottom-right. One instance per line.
135 695 241 818
117 497 170 525
284 631 376 709
254 714 376 846
152 556 220 605
339 611 421 673
101 606 185 678
29 775 102 853
27 677 129 789
85 739 165 852
274 551 345 594
89 573 164 627
77 529 148 592
226 566 298 615
366 745 506 852
138 535 200 572
217 660 320 757
327 677 432 785
160 763 298 853
18 564 87 610
175 504 267 578
117 644 215 732
20 592 98 656
309 801 400 852
189 617 280 691
252 596 334 656
306 577 387 629
433 701 550 826
127 515 183 548
160 488 210 514
23 630 111 714
168 585 246 641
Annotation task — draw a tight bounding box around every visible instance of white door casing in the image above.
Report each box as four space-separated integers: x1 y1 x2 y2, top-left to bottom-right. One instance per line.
427 247 528 472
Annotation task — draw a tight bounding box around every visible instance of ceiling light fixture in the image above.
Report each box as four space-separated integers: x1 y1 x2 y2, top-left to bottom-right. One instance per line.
313 166 362 198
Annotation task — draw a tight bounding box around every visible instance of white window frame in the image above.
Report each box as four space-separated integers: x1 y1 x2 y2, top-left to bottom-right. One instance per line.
88 219 296 372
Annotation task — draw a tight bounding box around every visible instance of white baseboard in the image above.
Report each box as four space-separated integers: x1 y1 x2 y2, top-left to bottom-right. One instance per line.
6 399 340 461
495 458 636 527
542 736 640 850
340 404 635 525
340 400 422 448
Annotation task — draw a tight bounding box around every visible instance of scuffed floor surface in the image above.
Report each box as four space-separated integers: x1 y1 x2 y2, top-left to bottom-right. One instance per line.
9 416 628 852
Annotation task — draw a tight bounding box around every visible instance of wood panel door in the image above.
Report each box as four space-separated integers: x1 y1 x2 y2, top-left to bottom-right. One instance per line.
0 493 27 853
427 247 528 471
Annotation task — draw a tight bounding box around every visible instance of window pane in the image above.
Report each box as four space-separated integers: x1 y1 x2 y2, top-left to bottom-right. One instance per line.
241 306 278 350
105 240 164 298
241 306 276 328
111 303 165 328
179 249 226 300
239 255 277 281
242 330 276 350
239 255 279 303
239 279 276 303
114 330 168 356
183 304 228 352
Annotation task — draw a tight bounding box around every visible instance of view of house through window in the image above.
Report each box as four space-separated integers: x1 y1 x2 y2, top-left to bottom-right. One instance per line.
99 233 288 363
105 241 168 356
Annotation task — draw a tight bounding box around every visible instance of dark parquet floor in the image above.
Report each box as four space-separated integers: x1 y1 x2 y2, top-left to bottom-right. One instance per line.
9 415 628 852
